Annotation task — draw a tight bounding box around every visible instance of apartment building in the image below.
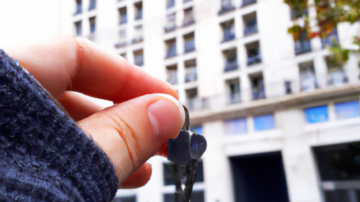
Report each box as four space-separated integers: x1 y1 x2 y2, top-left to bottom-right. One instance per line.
57 0 360 201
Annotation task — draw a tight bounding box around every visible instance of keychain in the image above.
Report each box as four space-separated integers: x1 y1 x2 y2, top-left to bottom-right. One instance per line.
167 106 207 202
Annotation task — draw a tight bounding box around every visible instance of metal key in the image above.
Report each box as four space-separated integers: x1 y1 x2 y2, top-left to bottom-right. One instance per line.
167 106 207 202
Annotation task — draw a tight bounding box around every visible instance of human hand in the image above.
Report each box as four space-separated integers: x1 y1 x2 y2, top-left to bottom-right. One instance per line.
5 35 185 189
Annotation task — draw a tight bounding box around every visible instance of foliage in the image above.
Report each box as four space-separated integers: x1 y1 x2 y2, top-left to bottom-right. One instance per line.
284 0 360 65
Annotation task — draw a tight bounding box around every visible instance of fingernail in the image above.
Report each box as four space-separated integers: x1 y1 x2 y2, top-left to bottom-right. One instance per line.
147 94 186 138
151 94 185 127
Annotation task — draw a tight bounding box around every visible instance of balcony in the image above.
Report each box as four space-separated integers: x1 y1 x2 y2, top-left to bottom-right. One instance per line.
165 25 176 33
327 70 348 86
166 46 177 58
295 39 311 55
218 5 235 15
247 54 261 66
183 8 194 27
224 60 238 72
252 88 266 100
134 54 143 67
114 41 127 49
167 69 178 84
184 39 195 53
88 0 96 11
241 0 257 7
132 37 143 44
183 0 192 3
222 29 235 43
244 24 258 36
135 10 143 20
301 74 317 91
185 67 197 83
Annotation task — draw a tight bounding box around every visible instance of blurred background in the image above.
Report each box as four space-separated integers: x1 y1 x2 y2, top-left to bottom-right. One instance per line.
1 0 360 202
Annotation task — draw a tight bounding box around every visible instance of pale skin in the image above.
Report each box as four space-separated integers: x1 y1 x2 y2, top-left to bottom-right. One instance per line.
5 35 184 189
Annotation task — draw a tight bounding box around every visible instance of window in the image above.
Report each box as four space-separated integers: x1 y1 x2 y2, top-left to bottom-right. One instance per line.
254 114 275 131
285 81 292 94
89 17 96 34
243 12 258 36
74 0 82 15
120 53 126 60
134 49 144 67
119 7 127 24
219 0 234 15
335 101 359 120
326 56 348 86
167 0 175 9
165 39 177 58
183 8 194 27
225 118 247 135
299 61 317 91
88 0 96 11
184 32 195 53
250 74 265 100
183 0 192 3
75 21 82 36
132 25 143 44
190 126 203 135
223 48 238 72
134 2 143 20
295 31 311 55
111 196 136 202
166 65 178 84
242 0 257 7
246 41 261 66
184 59 197 83
226 78 241 104
305 105 328 123
165 13 176 33
221 20 235 43
163 161 204 202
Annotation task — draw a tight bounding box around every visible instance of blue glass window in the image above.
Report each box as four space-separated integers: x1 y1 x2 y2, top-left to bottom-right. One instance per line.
335 101 359 119
190 126 203 135
305 105 328 123
254 114 274 131
224 118 247 135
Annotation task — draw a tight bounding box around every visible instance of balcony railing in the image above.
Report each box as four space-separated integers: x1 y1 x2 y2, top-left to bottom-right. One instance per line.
186 98 208 111
327 70 348 86
114 41 127 49
185 68 197 82
218 5 235 15
301 74 317 91
244 25 258 36
227 92 241 104
120 15 127 24
224 60 238 72
88 0 96 11
134 55 144 66
183 13 194 27
222 29 235 42
295 40 311 55
132 36 143 44
166 46 177 58
167 0 175 9
247 54 261 66
252 88 266 100
165 25 176 33
242 0 257 7
135 9 143 20
184 39 195 53
183 0 192 3
167 70 178 84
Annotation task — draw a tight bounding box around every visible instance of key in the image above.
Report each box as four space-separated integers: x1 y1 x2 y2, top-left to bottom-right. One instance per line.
167 106 207 202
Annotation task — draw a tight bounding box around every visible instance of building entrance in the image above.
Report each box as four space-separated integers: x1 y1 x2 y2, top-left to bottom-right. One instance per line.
230 151 290 202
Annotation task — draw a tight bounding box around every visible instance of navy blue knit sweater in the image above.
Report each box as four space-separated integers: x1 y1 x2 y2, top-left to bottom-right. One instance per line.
0 50 118 201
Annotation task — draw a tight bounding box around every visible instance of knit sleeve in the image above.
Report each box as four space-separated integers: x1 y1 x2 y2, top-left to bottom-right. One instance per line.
0 49 118 202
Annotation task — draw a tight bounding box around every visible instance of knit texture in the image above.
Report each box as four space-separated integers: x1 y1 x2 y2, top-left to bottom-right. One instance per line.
0 50 118 202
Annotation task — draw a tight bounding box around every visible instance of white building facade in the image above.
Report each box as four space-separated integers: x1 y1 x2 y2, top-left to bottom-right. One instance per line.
1 0 360 201
62 0 360 202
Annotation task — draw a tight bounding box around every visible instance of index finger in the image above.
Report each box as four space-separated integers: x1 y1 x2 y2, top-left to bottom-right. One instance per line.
5 35 178 102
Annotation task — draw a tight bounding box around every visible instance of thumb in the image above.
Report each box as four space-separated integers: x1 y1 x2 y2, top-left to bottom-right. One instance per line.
78 94 185 184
